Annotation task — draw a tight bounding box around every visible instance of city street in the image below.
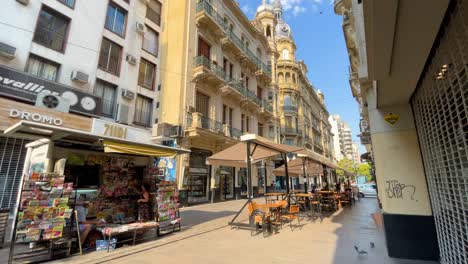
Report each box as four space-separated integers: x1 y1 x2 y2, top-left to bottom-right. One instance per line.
0 0 465 262
44 198 436 264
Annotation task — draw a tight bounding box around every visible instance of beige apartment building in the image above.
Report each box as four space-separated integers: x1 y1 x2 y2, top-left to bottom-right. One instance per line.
159 0 279 204
260 1 334 189
159 0 335 204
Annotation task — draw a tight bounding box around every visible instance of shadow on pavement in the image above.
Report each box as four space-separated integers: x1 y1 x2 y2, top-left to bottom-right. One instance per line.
329 198 439 264
180 210 238 229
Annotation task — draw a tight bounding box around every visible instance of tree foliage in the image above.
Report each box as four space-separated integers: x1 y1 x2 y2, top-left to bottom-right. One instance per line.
336 158 372 182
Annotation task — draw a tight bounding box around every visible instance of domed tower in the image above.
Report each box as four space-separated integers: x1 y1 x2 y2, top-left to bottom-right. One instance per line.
255 0 277 41
255 1 280 142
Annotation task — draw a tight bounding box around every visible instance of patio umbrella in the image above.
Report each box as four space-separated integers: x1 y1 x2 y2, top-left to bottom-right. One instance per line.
206 135 303 226
272 153 323 192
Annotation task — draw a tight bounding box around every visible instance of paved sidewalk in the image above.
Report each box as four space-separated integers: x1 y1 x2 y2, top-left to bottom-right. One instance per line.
5 198 439 264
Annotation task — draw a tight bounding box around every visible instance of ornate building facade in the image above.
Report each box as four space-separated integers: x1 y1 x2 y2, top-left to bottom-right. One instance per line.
159 0 279 204
255 1 334 158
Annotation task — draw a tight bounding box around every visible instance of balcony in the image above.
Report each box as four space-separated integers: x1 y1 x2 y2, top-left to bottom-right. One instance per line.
221 30 244 57
193 56 226 86
220 31 265 73
256 62 272 81
260 100 274 117
185 112 242 142
230 127 243 140
282 105 298 114
220 78 263 111
282 127 301 136
195 0 226 37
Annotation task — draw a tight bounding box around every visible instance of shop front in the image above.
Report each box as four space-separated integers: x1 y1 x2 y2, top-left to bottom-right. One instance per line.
5 118 188 263
187 148 211 205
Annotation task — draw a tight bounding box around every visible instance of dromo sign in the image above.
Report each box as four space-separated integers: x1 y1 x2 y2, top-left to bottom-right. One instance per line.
9 109 63 126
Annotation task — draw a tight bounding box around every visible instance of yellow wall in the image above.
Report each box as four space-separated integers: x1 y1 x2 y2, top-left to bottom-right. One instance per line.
372 129 432 215
159 0 192 125
368 98 432 216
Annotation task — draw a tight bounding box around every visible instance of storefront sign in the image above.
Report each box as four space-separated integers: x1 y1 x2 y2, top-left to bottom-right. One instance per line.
9 108 63 126
0 65 101 116
91 118 152 144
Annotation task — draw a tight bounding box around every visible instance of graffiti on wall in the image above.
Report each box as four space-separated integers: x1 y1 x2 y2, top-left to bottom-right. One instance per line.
385 180 416 200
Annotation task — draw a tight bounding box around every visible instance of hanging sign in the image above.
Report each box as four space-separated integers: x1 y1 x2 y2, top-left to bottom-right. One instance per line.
384 113 400 126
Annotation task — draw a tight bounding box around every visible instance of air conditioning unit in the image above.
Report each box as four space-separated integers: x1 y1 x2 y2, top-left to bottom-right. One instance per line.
70 70 89 83
16 0 29 5
121 89 135 100
170 125 184 138
0 42 16 60
126 54 137 65
116 104 129 124
136 22 146 34
152 122 172 138
35 92 70 113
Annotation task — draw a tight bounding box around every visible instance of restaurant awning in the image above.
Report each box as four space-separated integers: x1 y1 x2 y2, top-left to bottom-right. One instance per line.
299 149 338 169
3 121 190 156
207 135 303 167
102 140 176 157
272 158 322 177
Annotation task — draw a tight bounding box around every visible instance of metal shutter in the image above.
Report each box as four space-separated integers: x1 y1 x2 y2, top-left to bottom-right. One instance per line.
412 1 468 263
0 137 29 210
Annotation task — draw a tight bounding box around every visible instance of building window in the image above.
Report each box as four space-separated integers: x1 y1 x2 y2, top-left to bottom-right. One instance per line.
282 49 289 60
198 37 211 59
222 105 227 124
285 116 292 129
258 123 264 137
134 95 153 127
138 59 156 90
94 80 117 118
285 139 294 146
283 94 292 107
26 55 59 81
229 108 233 128
33 7 70 52
98 38 122 76
266 25 272 38
257 86 263 100
241 114 245 133
57 0 75 8
246 116 250 132
196 92 209 116
105 3 127 37
142 27 159 56
146 0 162 26
269 126 274 139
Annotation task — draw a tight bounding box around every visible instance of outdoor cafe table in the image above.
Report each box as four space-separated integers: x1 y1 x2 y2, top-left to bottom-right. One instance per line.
255 203 283 226
264 192 288 201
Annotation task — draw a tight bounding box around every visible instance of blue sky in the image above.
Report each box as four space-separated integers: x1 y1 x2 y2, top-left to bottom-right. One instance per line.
239 0 363 153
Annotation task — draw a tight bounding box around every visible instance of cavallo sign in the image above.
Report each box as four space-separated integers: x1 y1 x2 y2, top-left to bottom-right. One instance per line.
0 65 101 116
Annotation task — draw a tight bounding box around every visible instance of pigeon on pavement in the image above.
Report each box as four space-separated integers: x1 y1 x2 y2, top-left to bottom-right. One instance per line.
354 245 368 255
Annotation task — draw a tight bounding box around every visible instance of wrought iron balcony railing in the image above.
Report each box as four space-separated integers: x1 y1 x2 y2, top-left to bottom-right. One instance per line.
193 56 226 80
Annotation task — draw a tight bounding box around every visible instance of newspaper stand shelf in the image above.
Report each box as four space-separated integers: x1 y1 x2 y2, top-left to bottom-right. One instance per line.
155 181 181 236
9 172 75 263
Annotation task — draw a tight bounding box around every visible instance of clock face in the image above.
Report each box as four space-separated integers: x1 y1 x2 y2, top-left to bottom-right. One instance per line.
81 96 96 111
281 24 289 32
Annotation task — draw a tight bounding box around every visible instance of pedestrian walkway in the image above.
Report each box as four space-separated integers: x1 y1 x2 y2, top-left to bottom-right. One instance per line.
4 198 439 264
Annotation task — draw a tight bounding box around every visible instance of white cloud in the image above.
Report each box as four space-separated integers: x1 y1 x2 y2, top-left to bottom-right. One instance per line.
292 5 306 16
268 0 323 16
